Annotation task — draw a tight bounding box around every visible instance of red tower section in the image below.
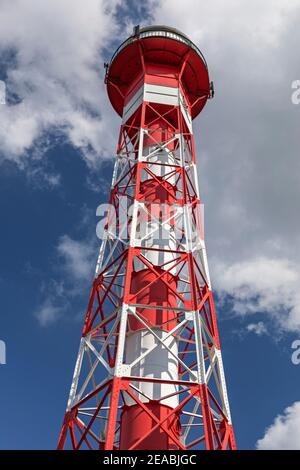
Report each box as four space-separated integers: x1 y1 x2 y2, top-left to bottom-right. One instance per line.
58 25 236 451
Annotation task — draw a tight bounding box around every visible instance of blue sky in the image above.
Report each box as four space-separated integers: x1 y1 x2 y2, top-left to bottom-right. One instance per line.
1 0 300 450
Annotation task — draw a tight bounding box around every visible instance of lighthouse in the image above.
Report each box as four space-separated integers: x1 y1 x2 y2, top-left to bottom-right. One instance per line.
58 25 236 451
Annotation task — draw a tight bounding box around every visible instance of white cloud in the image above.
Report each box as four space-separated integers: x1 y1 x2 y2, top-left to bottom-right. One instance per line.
34 235 96 326
57 235 95 281
34 279 66 326
152 0 300 51
0 0 122 166
35 298 65 327
246 322 268 336
257 402 300 449
212 257 300 332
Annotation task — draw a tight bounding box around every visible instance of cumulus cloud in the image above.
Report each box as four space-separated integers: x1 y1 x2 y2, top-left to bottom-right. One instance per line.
246 322 268 336
213 256 300 332
34 279 66 326
57 235 95 281
34 235 96 326
0 0 122 166
35 298 65 327
257 402 300 449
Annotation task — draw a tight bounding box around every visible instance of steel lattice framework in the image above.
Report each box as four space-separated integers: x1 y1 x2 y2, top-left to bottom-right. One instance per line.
58 25 236 451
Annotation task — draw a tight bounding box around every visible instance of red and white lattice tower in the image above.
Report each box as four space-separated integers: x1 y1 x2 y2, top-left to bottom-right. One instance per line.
58 25 236 451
